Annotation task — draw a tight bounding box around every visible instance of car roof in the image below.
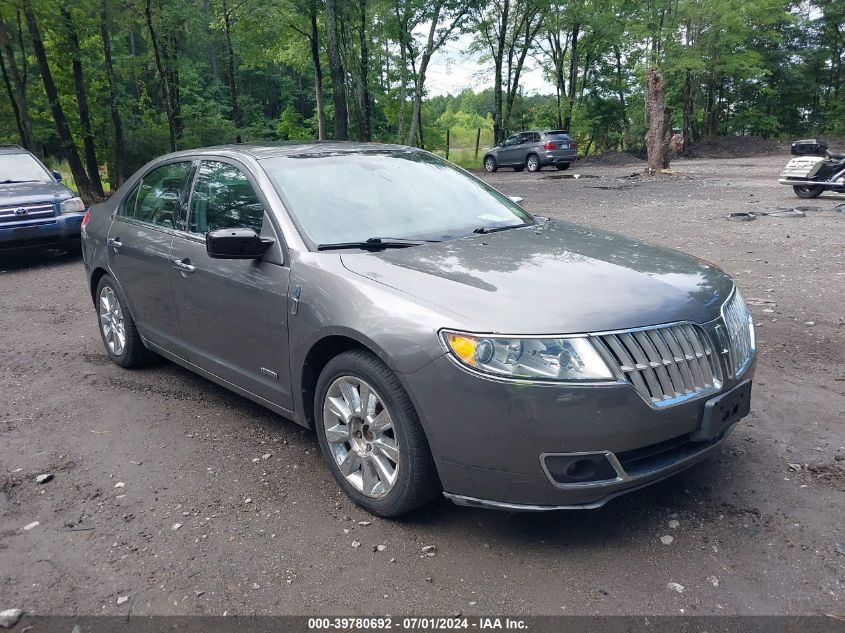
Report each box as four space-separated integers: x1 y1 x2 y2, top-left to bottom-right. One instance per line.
0 145 31 156
152 141 419 162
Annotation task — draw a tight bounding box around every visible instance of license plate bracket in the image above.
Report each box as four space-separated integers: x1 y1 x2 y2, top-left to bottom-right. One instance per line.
690 380 752 442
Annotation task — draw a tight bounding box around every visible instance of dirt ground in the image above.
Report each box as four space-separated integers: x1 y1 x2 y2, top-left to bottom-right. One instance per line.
0 153 843 618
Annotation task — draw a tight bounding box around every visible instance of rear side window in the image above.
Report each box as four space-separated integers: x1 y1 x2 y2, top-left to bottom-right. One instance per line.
128 162 192 228
188 161 264 234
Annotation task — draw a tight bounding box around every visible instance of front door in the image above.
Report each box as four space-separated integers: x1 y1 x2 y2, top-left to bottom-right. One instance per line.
169 159 293 409
107 160 193 357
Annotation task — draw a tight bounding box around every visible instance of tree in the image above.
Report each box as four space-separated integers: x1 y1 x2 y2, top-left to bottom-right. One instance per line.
0 9 34 150
23 2 96 202
100 0 126 186
324 0 349 139
644 68 672 171
60 4 105 197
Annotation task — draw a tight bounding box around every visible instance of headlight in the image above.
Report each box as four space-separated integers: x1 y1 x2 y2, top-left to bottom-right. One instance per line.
60 197 85 214
441 330 614 381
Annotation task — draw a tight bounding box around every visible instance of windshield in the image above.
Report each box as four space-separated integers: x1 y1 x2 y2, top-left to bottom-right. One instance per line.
262 150 534 247
0 153 53 183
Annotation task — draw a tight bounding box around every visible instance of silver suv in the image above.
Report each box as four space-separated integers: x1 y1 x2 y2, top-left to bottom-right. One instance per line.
483 130 577 173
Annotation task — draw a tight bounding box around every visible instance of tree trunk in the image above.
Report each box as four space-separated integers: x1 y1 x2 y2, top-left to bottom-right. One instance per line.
563 23 579 132
613 44 628 148
644 68 672 172
222 0 242 142
101 0 126 187
0 17 35 150
61 6 104 197
492 0 510 145
682 68 694 156
0 48 26 148
356 0 371 141
24 4 95 202
145 0 182 150
309 0 327 140
325 0 348 140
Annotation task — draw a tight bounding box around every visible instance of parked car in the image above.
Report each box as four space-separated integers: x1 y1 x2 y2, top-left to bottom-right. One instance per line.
82 143 755 517
0 145 86 251
483 130 577 173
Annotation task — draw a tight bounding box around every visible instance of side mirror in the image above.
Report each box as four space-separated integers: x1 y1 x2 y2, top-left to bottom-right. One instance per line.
508 195 524 206
206 227 273 260
53 171 63 181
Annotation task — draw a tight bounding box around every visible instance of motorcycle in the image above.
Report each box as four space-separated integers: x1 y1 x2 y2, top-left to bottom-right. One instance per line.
779 138 845 199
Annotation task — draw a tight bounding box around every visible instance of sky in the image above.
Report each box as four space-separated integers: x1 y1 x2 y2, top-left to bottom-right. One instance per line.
422 32 556 96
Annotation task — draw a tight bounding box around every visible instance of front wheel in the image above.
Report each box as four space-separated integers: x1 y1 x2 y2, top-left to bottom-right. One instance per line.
793 185 823 199
315 350 440 517
483 156 498 172
526 155 541 172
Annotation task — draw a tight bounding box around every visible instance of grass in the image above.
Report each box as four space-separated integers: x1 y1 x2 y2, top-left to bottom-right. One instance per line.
434 148 489 170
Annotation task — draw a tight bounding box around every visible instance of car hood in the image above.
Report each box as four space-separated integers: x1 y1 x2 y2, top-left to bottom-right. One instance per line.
340 220 734 334
0 180 73 204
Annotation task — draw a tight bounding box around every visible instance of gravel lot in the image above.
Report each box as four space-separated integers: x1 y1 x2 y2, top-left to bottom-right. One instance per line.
1 153 843 617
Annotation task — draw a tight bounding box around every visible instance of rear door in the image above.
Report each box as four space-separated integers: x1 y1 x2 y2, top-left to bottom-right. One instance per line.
169 158 293 409
107 160 193 357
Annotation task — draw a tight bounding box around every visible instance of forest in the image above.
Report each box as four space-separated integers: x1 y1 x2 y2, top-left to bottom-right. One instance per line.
1 0 843 202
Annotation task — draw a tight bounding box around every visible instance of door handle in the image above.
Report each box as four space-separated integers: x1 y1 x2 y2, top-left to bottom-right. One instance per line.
171 258 196 274
108 237 122 251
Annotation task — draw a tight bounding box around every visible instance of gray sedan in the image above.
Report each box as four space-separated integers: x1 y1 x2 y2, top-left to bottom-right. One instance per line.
82 143 755 516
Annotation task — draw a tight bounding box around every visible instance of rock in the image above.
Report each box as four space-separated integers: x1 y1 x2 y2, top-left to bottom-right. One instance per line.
660 535 674 545
666 582 685 594
421 545 436 554
171 523 183 531
251 583 260 590
244 498 252 504
804 321 815 326
23 521 39 531
425 577 433 583
0 609 23 628
375 544 387 552
358 521 372 526
787 463 802 472
727 212 755 222
35 473 53 484
668 520 680 529
116 596 129 606
195 591 205 597
262 453 272 460
114 482 125 488
351 541 361 549
707 576 720 587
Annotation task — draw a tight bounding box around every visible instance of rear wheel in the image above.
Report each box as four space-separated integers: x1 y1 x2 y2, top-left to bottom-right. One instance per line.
556 163 571 171
315 349 440 517
793 185 823 199
526 154 541 172
483 156 497 173
96 275 151 368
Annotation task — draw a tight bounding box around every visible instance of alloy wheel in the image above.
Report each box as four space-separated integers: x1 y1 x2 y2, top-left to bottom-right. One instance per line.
99 286 126 356
484 158 495 172
322 375 400 498
527 155 539 171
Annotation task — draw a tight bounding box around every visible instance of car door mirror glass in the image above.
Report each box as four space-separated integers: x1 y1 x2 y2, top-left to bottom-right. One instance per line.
206 227 274 259
52 170 62 181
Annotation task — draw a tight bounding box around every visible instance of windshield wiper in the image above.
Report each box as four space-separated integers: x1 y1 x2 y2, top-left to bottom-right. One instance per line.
316 236 440 251
472 222 532 235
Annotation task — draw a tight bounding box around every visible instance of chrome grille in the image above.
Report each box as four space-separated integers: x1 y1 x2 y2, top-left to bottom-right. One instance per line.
720 288 755 378
596 323 722 408
0 201 55 224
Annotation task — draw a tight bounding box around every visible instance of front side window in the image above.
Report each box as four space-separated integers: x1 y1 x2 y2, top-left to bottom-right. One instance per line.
262 150 534 247
188 161 264 234
132 161 191 228
0 153 53 184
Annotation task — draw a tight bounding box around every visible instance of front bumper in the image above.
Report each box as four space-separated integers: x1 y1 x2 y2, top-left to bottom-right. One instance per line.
0 212 84 249
403 352 755 510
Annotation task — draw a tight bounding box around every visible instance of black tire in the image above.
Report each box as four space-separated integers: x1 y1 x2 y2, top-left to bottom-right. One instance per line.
314 349 440 517
526 154 541 172
556 163 571 171
483 156 498 172
95 274 152 368
793 185 823 199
